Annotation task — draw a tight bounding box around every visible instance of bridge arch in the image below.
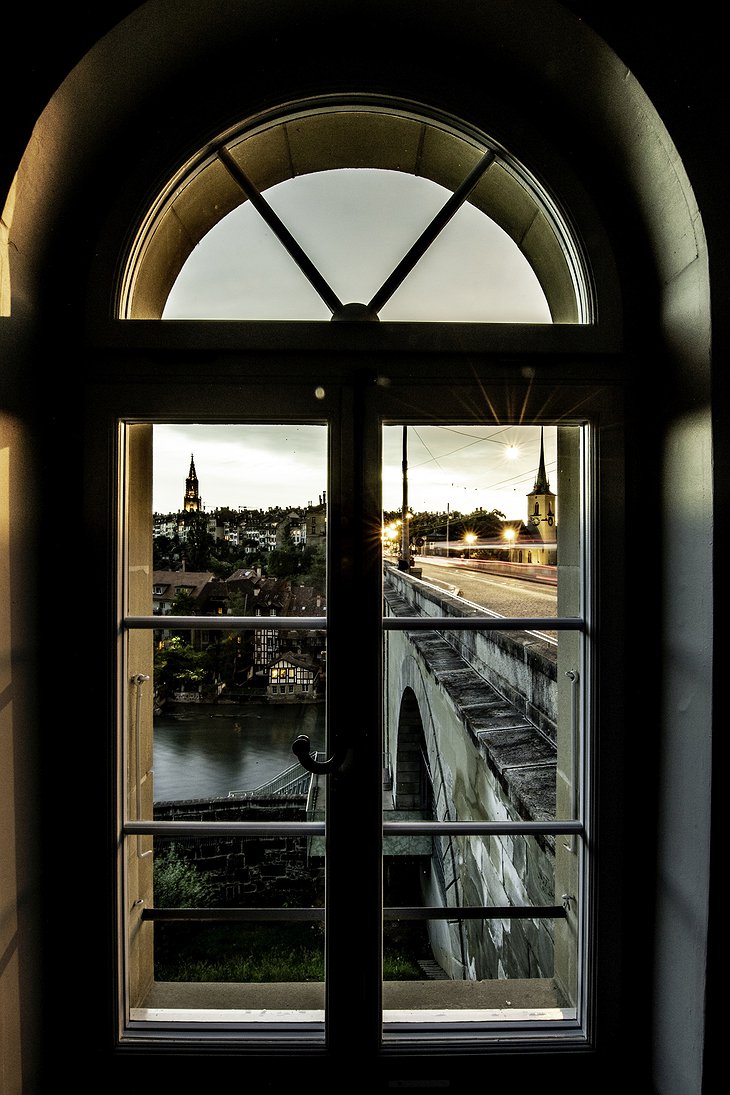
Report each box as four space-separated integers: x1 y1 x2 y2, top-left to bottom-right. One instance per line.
392 687 431 813
384 599 559 984
387 646 463 828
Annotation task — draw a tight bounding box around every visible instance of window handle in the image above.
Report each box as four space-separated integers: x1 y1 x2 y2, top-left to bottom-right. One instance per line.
132 673 153 860
292 734 347 775
563 669 580 853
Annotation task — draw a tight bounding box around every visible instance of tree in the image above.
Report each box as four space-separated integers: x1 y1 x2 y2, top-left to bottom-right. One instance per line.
182 512 213 571
303 545 326 593
170 587 197 615
154 635 209 696
153 533 181 569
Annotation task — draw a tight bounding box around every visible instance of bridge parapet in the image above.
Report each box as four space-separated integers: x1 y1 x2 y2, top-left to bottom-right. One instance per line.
384 569 560 981
384 573 557 827
385 566 557 743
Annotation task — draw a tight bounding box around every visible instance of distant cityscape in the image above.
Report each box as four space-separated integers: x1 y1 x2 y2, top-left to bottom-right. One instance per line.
153 441 558 574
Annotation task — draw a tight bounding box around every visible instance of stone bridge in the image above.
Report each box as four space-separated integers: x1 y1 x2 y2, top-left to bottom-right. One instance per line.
383 565 568 984
156 565 574 989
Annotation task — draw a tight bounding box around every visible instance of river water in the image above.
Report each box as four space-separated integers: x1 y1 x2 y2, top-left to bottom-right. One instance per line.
152 701 326 802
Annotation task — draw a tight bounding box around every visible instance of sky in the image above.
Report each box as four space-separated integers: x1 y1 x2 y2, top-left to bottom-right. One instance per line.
161 169 552 323
153 422 556 520
154 168 555 519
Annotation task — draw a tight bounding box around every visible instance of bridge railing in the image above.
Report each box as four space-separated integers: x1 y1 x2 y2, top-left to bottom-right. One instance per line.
227 756 321 799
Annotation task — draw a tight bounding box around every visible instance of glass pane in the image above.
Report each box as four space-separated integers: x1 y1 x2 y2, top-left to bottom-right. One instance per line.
162 169 551 322
382 841 577 1028
125 422 327 1025
381 423 583 1026
130 835 325 1020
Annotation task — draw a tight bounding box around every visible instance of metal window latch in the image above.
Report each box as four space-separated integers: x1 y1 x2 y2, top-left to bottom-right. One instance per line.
292 734 349 775
132 673 153 861
562 893 575 911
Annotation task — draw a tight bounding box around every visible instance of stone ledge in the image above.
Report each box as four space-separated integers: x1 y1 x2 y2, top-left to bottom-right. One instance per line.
384 585 556 823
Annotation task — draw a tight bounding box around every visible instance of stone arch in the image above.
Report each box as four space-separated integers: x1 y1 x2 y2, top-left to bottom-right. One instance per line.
393 686 431 812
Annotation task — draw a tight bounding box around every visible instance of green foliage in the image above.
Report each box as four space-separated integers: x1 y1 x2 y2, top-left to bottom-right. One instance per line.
301 545 326 592
226 590 251 615
182 512 213 570
170 587 196 614
208 556 234 578
152 533 180 569
154 912 428 982
153 844 218 908
155 922 325 982
154 636 209 694
266 544 304 578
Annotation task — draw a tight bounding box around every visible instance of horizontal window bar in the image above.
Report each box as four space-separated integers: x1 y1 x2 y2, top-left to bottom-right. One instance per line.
124 820 325 837
383 820 584 836
140 905 567 923
91 317 620 356
123 615 583 632
384 906 568 921
124 820 581 838
142 907 324 922
383 617 583 631
124 615 326 630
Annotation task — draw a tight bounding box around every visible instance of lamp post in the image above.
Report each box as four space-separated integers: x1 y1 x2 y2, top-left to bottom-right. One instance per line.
464 532 477 559
400 426 410 569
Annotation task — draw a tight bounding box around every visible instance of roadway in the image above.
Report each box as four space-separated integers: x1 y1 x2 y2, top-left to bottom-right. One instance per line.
411 556 558 642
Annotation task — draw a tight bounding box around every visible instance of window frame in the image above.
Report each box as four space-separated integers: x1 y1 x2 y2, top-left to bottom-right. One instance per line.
85 324 624 1061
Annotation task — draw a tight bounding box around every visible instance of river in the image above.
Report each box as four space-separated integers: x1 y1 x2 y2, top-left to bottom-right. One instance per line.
152 701 326 802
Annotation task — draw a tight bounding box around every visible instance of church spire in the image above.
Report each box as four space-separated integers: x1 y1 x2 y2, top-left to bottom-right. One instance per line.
532 428 551 494
183 453 202 512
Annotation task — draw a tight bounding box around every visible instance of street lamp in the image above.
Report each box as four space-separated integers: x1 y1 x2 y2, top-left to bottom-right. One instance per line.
464 532 477 559
382 522 400 554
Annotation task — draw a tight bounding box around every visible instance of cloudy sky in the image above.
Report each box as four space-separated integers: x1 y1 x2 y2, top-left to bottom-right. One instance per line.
154 168 554 519
161 168 551 323
153 421 556 519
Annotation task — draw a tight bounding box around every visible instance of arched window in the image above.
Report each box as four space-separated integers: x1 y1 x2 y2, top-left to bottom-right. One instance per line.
121 102 597 323
106 94 621 1061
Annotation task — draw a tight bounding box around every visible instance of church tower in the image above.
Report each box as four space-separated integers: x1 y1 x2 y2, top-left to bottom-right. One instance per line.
525 429 556 563
183 454 202 513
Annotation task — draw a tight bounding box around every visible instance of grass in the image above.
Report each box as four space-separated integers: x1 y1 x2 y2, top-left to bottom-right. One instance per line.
154 919 430 982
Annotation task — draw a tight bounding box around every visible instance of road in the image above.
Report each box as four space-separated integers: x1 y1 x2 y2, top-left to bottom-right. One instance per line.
411 557 558 642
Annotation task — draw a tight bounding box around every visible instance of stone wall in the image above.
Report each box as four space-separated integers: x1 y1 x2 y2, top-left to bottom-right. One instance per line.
385 566 557 741
153 797 325 906
384 570 561 982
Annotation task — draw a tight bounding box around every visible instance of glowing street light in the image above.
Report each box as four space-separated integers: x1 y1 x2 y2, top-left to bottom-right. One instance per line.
382 522 400 552
464 531 477 559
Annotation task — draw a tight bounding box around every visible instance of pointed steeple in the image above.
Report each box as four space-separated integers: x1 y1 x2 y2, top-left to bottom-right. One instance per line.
525 428 556 544
532 428 551 494
183 453 202 512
